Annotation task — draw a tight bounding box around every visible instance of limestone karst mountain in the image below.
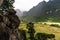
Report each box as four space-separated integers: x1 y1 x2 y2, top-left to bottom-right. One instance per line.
21 0 60 22
16 9 23 18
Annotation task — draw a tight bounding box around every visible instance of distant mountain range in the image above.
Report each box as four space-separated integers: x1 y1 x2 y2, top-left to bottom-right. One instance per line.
25 0 60 17
20 0 60 22
16 9 23 17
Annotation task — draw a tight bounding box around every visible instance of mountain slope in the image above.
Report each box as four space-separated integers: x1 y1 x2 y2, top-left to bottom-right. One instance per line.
16 9 23 18
21 0 60 22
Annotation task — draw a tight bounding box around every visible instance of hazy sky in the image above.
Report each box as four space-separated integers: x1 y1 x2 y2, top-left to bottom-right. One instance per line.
14 0 49 11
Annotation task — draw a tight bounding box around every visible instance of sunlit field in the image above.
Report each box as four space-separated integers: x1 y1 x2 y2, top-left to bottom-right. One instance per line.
18 22 60 40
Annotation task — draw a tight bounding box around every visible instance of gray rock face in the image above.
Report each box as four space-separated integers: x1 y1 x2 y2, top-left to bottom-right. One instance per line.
0 9 23 40
0 0 3 6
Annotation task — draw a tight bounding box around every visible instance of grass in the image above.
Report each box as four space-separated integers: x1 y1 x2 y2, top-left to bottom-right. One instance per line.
18 22 60 40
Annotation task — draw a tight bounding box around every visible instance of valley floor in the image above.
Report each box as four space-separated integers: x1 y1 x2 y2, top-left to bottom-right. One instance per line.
19 22 60 40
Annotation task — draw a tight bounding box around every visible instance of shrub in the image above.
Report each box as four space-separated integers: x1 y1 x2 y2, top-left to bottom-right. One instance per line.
50 24 60 28
44 23 47 25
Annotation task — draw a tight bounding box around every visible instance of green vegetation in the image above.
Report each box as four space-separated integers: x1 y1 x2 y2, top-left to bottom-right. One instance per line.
20 16 60 23
50 24 60 28
19 22 60 40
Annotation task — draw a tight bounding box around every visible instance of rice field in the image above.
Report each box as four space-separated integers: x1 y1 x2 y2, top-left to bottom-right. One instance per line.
18 22 60 40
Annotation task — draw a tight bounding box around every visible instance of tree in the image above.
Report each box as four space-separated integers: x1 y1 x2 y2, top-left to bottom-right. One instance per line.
0 0 15 15
2 0 14 9
26 22 35 40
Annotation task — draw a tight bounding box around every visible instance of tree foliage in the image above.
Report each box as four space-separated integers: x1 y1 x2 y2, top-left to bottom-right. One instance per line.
0 0 15 15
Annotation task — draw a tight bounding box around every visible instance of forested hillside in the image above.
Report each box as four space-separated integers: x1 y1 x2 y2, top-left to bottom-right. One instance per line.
21 0 60 22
